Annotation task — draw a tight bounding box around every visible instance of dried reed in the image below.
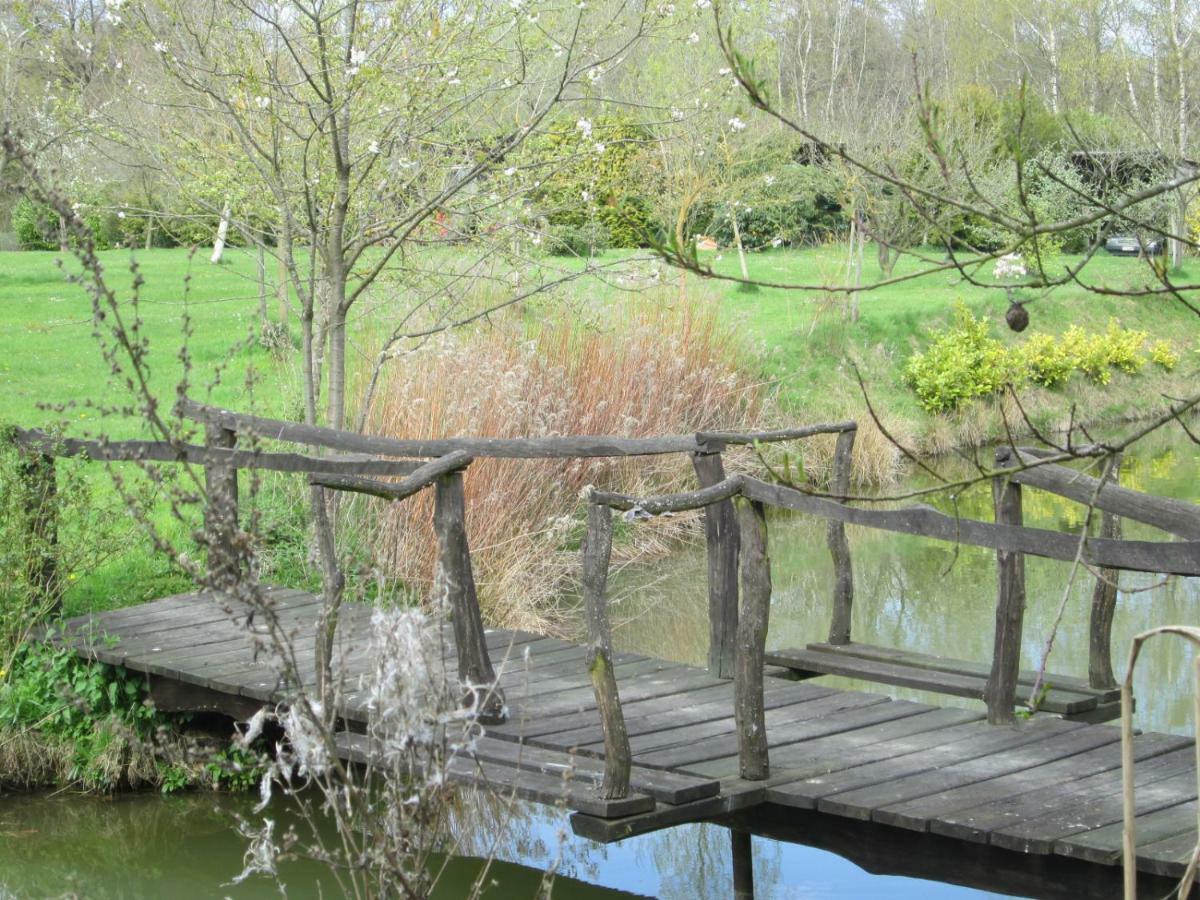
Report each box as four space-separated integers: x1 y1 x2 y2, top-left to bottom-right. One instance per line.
355 294 765 635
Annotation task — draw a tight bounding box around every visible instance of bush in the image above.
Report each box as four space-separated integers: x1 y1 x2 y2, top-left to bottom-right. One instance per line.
528 117 663 248
1149 339 1180 371
696 164 848 248
902 304 1019 413
12 198 60 250
905 308 1157 411
1018 332 1074 388
544 220 610 257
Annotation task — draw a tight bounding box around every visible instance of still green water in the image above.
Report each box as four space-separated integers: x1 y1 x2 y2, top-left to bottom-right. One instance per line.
1 423 1195 899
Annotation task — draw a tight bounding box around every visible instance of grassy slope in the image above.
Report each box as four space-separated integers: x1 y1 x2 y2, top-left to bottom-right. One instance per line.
694 244 1200 453
0 247 296 434
2 244 1196 611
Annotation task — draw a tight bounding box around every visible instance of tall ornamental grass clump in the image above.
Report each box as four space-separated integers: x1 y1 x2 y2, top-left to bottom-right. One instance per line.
358 296 765 634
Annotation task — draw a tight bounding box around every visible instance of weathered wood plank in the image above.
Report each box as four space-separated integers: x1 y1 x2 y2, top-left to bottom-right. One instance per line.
434 471 504 724
764 647 1102 715
810 719 1084 821
569 779 768 843
991 768 1198 855
735 497 771 780
335 733 655 818
637 695 921 771
870 726 1121 831
826 427 856 645
579 502 632 800
692 452 739 679
540 681 829 753
940 739 1195 854
1005 447 1200 540
468 737 720 805
796 642 1119 704
1088 455 1123 692
927 735 1194 845
695 706 980 783
180 398 853 459
741 477 1200 576
311 451 471 502
1132 827 1200 878
13 428 423 476
986 469 1025 725
1054 800 1197 866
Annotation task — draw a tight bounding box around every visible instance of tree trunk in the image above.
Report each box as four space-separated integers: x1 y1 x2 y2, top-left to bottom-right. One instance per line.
210 201 231 264
276 247 289 327
257 244 269 332
877 239 896 278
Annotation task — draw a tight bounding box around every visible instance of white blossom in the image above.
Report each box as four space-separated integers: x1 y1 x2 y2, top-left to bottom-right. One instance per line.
153 41 168 53
993 253 1027 280
254 95 271 109
687 32 700 44
575 118 593 139
368 140 380 154
728 116 747 132
593 142 606 154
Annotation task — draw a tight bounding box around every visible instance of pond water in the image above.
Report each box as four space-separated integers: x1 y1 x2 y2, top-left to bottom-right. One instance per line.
1 422 1195 899
0 789 1006 899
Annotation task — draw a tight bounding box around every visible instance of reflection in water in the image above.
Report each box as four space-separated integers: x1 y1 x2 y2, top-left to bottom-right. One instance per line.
612 423 1200 734
0 786 1009 898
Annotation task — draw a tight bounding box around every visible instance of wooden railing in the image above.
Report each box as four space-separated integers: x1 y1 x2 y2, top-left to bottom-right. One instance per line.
584 448 1200 793
10 402 1200 802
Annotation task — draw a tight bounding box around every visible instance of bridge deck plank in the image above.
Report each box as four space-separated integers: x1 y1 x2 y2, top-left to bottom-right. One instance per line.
50 588 1198 882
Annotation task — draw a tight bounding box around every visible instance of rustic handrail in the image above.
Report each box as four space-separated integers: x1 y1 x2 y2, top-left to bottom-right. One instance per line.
13 428 422 476
309 451 472 501
587 475 1200 576
1002 447 1200 540
178 398 855 459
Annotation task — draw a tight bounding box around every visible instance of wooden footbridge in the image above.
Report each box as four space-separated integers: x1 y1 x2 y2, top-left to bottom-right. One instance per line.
14 401 1200 899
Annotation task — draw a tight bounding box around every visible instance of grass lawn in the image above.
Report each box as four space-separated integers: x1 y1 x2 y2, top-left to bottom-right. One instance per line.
2 242 1196 432
697 243 1200 423
1 242 1196 614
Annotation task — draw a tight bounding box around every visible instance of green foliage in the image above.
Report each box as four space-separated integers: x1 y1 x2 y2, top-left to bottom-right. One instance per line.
12 198 61 250
0 643 165 790
1149 339 1180 371
902 303 1017 413
159 764 190 794
529 117 661 248
1017 332 1074 388
544 220 610 257
698 164 848 248
204 745 266 792
905 306 1157 412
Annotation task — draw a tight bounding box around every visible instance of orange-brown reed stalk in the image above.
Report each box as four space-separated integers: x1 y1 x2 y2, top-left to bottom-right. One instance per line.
354 294 766 635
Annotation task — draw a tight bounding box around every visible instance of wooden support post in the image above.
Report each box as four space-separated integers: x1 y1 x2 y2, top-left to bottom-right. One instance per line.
692 452 739 679
731 829 755 900
1089 454 1123 691
985 459 1026 725
20 451 59 614
433 470 506 725
580 502 632 800
735 497 770 780
826 427 857 645
204 424 238 590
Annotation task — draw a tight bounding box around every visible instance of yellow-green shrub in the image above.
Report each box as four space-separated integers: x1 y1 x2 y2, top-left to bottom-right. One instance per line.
903 304 1023 413
905 311 1157 411
1018 333 1074 388
1149 339 1180 371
